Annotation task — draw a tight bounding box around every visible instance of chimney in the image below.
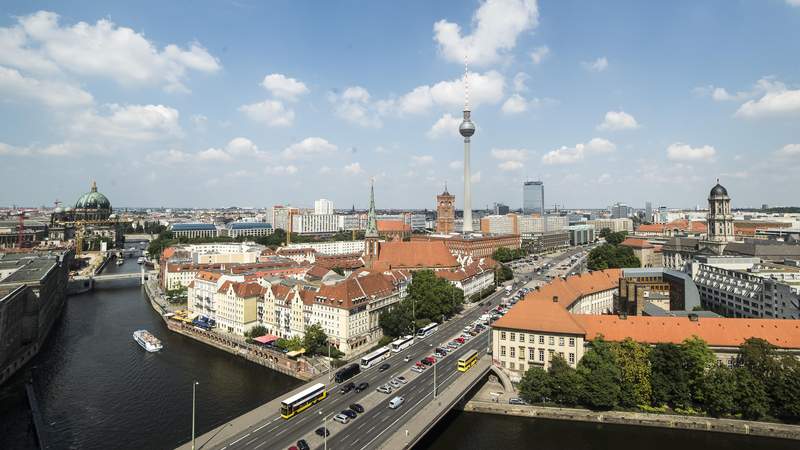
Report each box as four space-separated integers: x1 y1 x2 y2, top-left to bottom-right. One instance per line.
552 295 559 303
688 313 699 322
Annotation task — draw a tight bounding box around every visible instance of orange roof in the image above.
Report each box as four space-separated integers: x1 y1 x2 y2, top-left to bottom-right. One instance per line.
620 238 654 249
374 241 458 270
315 271 396 309
377 220 411 232
162 247 177 259
637 220 706 234
574 315 800 349
493 296 585 335
196 271 222 282
306 264 333 279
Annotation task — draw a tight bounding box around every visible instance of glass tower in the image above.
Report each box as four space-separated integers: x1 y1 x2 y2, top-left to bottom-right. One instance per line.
523 181 544 215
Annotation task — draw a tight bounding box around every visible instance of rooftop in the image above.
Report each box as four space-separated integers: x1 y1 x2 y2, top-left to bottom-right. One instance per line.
170 223 216 231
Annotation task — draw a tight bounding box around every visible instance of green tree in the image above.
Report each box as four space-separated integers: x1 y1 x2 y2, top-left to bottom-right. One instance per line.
547 356 582 406
681 336 716 403
303 323 330 356
598 228 613 239
773 357 800 422
734 367 770 420
698 364 737 417
604 231 627 245
495 264 513 283
578 339 621 410
492 247 514 263
378 301 413 338
519 366 551 405
736 338 780 383
587 244 640 270
405 270 464 322
612 338 652 407
244 325 267 338
650 343 691 408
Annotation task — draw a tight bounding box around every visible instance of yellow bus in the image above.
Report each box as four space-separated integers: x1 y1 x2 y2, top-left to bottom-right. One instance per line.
280 383 327 419
457 350 478 372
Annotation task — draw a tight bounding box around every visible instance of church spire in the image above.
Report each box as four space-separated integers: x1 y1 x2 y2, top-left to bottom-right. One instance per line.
365 178 378 238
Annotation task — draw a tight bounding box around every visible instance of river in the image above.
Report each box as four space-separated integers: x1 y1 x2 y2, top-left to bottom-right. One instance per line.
1 256 797 450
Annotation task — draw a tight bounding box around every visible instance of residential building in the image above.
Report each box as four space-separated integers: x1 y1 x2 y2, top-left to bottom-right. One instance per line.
271 205 300 231
435 258 497 300
615 268 701 316
526 230 570 254
286 240 365 255
611 202 633 219
523 181 544 215
216 281 263 335
480 214 518 235
314 199 334 215
291 213 340 234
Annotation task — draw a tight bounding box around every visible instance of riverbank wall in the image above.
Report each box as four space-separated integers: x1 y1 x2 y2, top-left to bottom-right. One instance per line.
463 400 800 441
142 278 316 381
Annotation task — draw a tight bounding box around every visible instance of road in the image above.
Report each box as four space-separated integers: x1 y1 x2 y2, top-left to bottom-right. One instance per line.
204 247 582 450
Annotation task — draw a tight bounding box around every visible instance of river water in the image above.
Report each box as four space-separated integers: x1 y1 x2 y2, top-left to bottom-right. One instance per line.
1 258 797 450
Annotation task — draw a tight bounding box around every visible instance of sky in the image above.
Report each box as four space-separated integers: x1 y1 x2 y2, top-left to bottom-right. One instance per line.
0 0 799 211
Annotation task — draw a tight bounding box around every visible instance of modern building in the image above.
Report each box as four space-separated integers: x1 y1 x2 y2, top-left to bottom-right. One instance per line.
314 199 334 215
169 223 218 239
567 224 595 246
436 186 456 234
523 181 544 216
290 213 340 234
226 222 273 238
588 218 634 233
610 202 633 219
271 205 300 232
494 203 510 216
480 214 518 235
525 230 570 254
286 240 365 256
645 202 653 222
615 268 701 316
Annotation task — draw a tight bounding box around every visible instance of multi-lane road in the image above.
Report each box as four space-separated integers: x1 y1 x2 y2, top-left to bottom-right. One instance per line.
204 247 587 450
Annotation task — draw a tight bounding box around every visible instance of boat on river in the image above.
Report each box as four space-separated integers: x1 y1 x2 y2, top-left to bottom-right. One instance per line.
133 330 163 352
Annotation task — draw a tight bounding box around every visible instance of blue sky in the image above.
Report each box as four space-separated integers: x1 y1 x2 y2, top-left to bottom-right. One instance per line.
1 0 798 210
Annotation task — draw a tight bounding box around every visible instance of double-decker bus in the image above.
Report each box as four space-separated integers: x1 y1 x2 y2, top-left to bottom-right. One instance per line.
360 346 391 369
280 383 326 419
416 322 438 339
391 335 414 353
334 363 360 383
457 350 479 372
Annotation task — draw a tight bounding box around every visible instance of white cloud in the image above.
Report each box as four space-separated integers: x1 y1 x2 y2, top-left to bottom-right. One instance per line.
330 86 382 127
433 0 539 66
71 104 182 141
776 144 800 157
788 0 800 6
319 166 332 174
191 114 208 131
260 74 308 101
6 11 220 92
282 137 337 160
265 165 298 175
396 70 505 114
498 160 524 171
582 57 608 72
411 155 434 166
449 160 463 170
542 138 615 165
343 162 363 175
427 113 461 139
146 149 190 165
735 86 800 119
597 110 639 131
0 66 93 108
513 72 529 92
530 45 550 64
501 93 528 114
197 147 232 162
666 143 716 162
491 148 527 161
238 100 294 126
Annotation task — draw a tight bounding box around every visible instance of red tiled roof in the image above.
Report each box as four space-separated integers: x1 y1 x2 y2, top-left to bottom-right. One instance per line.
374 241 458 270
493 296 585 335
620 238 654 249
315 271 397 309
306 264 333 279
377 220 411 232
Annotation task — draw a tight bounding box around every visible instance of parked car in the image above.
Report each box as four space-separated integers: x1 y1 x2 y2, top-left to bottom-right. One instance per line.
425 356 436 364
315 427 330 437
333 413 350 424
378 363 391 372
421 358 432 366
339 382 355 394
389 379 401 388
354 382 369 393
411 366 424 373
297 440 310 450
396 376 407 384
350 403 365 414
341 409 357 419
509 397 527 405
455 337 465 344
377 384 392 394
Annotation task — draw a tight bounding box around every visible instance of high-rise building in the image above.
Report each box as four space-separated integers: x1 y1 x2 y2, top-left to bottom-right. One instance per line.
314 198 334 215
523 181 544 215
271 205 299 231
610 202 632 219
493 202 510 215
645 201 653 222
436 185 455 233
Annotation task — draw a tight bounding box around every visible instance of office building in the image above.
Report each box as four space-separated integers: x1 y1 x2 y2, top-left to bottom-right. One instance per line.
611 202 633 219
523 181 544 215
567 224 595 246
314 199 334 215
494 203 510 216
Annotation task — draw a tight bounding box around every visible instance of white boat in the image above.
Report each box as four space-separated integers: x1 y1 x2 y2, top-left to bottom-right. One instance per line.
133 329 163 352
137 257 145 264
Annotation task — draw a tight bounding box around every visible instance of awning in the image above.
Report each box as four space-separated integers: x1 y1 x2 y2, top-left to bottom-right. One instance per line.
253 334 279 345
286 348 306 357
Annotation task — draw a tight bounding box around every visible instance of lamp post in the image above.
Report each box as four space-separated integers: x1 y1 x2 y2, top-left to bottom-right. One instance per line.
191 380 199 450
318 411 329 450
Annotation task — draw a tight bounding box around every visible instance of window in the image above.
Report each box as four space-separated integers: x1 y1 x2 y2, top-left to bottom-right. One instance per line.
569 337 575 347
569 353 575 364
500 331 506 340
548 336 555 346
548 349 554 360
529 347 536 360
539 335 544 344
528 334 535 343
539 349 545 362
501 346 506 357
519 347 525 360
559 337 565 346
510 332 515 342
510 362 515 370
510 347 516 358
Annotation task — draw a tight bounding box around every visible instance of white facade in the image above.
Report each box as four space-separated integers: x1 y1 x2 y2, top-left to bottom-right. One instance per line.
566 287 617 315
286 240 365 255
314 199 334 215
589 218 634 233
271 206 299 231
291 214 341 234
481 214 516 234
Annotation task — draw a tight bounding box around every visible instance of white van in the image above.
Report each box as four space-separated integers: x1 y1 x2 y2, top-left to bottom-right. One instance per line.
388 396 405 409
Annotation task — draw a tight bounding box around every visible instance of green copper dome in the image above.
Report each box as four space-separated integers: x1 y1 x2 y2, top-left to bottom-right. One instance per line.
75 181 112 210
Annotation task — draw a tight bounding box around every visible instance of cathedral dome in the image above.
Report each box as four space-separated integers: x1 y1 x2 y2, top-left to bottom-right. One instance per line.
709 181 728 197
75 181 111 210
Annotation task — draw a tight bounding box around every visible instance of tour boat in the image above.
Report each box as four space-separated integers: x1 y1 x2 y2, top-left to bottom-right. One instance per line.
133 330 163 352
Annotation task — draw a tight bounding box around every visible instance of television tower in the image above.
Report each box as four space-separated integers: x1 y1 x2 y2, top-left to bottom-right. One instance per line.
459 55 476 233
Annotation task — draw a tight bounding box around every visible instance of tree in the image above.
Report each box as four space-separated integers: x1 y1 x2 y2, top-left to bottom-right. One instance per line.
547 356 582 406
244 325 267 339
682 336 716 403
405 270 464 322
698 364 737 417
734 367 770 420
773 357 800 422
519 366 551 405
492 247 514 263
495 264 513 283
587 244 640 270
379 301 413 338
605 231 627 245
612 338 652 407
303 323 329 356
649 343 691 408
736 338 780 382
578 339 621 410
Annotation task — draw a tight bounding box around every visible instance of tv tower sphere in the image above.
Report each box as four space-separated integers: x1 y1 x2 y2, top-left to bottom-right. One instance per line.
459 114 475 137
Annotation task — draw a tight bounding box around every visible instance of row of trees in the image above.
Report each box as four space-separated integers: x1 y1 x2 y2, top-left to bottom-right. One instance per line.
518 337 800 422
588 230 640 270
492 247 527 263
379 270 464 338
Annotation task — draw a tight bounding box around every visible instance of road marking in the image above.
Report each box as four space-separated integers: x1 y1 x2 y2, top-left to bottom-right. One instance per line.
253 422 268 432
245 437 259 446
254 441 268 449
230 433 250 445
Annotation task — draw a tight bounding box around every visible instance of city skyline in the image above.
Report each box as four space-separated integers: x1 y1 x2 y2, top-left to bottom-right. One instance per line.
1 1 799 209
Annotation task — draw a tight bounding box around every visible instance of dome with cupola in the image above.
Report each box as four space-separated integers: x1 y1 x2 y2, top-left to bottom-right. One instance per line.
74 181 112 220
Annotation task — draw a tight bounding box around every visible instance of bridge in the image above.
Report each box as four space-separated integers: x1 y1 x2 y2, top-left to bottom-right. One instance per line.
176 290 512 450
71 267 152 291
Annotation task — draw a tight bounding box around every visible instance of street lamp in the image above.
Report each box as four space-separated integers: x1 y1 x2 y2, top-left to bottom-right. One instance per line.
318 411 330 450
191 380 199 450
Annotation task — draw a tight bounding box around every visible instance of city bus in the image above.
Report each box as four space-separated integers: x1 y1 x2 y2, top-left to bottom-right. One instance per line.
391 335 414 353
416 322 438 339
457 350 479 372
334 363 360 383
360 346 391 369
280 383 327 419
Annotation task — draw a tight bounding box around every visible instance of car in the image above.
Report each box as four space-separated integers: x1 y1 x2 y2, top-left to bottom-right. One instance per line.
420 358 432 366
396 376 407 384
389 379 401 388
463 326 471 333
350 403 365 414
425 356 436 364
447 342 458 349
315 427 330 437
354 382 369 393
455 337 465 344
411 366 424 373
341 409 357 419
378 363 391 372
297 440 310 450
403 355 411 362
377 384 392 394
389 396 405 409
333 413 350 424
339 382 355 394
509 397 527 405
289 446 298 450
